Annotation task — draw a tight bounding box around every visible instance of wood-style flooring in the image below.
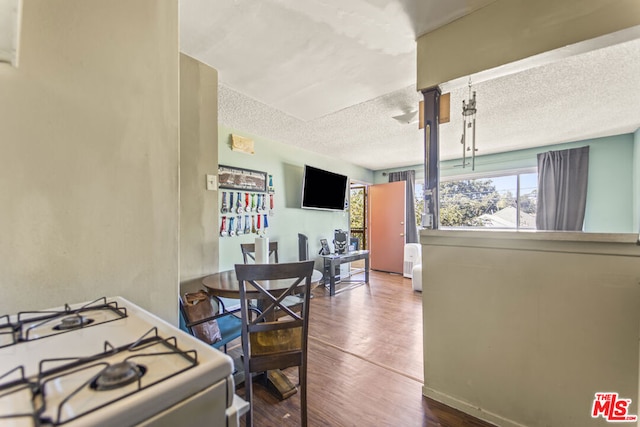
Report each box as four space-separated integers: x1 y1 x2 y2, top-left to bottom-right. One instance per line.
224 270 497 427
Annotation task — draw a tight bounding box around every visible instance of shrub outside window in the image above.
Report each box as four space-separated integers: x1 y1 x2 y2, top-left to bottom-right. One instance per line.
415 171 538 229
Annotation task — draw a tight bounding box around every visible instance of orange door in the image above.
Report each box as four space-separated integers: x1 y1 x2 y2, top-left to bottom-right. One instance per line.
368 181 405 274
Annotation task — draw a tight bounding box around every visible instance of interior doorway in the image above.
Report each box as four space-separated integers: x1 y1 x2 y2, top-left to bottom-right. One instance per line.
368 181 405 274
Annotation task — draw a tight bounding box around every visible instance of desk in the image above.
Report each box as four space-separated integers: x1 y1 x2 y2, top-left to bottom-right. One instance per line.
202 268 322 400
321 250 370 296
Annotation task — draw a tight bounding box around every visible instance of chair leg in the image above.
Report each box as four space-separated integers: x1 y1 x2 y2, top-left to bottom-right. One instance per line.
244 356 253 427
300 365 307 427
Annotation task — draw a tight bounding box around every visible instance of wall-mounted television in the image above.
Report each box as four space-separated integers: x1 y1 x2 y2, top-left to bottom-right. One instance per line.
301 165 348 211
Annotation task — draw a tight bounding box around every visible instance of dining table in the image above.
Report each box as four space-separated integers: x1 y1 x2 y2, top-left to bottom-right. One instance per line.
202 267 323 400
202 268 323 298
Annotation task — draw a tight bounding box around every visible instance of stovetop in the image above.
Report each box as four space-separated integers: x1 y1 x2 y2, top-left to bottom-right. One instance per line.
0 297 234 427
0 298 128 348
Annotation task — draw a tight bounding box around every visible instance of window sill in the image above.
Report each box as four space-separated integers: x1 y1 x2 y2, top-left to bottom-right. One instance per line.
420 228 640 256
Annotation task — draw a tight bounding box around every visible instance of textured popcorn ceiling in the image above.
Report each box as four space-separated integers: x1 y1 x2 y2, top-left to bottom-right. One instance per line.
181 1 640 171
439 36 640 163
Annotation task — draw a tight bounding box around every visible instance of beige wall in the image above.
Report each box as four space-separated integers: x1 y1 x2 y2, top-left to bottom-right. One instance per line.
179 54 220 294
421 231 640 427
417 0 640 90
0 0 180 320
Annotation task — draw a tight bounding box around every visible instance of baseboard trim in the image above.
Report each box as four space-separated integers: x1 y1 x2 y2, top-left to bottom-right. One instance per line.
422 386 528 427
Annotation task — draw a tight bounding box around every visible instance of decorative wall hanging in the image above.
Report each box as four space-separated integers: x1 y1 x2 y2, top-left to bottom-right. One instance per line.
218 168 275 238
218 165 267 192
231 134 255 154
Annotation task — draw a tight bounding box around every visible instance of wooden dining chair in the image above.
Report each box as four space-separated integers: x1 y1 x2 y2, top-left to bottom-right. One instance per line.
241 240 305 318
235 260 315 427
240 241 279 264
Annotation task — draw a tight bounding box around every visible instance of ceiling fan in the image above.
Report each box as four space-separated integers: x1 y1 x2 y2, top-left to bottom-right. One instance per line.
391 109 419 124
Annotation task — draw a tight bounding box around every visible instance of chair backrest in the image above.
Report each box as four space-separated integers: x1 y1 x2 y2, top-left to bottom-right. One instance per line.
298 233 309 261
234 260 314 366
240 241 279 264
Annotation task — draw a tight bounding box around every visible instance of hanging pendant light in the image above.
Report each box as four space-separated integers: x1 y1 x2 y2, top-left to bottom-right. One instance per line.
460 79 478 170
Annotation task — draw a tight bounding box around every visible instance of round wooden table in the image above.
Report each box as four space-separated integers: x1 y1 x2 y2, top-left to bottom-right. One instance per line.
202 269 323 298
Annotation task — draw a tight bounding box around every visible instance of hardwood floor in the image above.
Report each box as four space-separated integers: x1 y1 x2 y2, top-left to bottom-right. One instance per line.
226 270 496 427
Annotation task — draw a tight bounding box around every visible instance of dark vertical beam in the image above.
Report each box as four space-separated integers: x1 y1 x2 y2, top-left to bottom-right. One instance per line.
422 87 440 229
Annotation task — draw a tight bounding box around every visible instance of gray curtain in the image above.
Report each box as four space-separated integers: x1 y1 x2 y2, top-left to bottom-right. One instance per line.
388 170 419 243
536 146 589 231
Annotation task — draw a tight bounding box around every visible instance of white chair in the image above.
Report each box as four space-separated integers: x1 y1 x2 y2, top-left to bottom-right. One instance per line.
403 243 421 278
412 264 422 292
404 243 422 292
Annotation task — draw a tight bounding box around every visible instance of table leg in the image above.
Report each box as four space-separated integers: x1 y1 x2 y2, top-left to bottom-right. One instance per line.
265 370 297 400
330 259 337 296
234 369 297 400
322 259 330 287
365 253 370 283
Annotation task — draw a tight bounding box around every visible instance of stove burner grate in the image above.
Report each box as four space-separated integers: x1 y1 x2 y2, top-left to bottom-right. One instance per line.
0 314 20 348
53 315 95 331
0 366 41 424
3 327 199 426
5 297 129 344
91 361 147 391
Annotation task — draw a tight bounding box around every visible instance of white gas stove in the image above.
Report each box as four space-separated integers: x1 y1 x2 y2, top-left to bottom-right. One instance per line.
0 296 248 426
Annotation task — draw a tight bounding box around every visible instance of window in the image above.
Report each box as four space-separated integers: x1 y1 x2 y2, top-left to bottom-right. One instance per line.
415 171 538 230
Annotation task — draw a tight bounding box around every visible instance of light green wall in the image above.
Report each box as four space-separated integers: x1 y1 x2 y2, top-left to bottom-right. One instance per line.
217 125 373 271
376 133 635 233
579 135 634 233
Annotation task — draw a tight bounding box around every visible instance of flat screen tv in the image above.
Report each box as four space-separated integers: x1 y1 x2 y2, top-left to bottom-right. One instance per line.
301 165 348 211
